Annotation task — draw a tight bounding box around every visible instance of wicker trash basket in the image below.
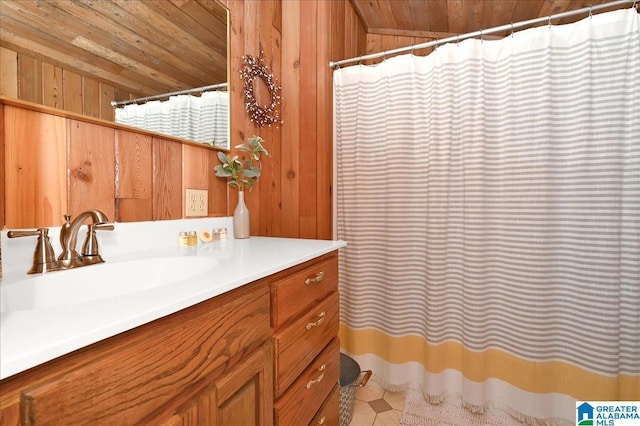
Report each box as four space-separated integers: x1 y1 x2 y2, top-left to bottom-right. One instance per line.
339 353 372 426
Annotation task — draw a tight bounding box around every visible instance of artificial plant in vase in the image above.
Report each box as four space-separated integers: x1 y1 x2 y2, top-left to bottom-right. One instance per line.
214 135 269 239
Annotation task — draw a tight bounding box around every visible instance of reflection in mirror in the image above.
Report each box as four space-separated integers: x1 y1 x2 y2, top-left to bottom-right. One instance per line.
0 0 230 149
112 83 229 149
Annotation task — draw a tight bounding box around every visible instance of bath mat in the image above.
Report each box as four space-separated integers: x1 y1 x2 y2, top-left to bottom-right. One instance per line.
399 391 523 426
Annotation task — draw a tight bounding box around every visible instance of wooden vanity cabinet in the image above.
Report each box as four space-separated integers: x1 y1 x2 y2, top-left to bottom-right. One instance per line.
270 251 341 425
0 279 273 426
0 251 342 425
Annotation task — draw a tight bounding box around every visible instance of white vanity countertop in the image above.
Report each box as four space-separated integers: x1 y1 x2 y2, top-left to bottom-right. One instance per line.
0 218 346 380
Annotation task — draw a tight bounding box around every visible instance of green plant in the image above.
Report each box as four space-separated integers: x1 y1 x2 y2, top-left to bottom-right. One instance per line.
214 135 269 191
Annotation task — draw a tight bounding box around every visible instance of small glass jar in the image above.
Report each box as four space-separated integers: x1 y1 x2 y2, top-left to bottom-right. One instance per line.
187 231 198 246
177 231 189 247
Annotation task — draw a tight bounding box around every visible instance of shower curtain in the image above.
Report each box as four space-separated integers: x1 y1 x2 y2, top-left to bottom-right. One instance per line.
115 90 229 147
334 8 639 424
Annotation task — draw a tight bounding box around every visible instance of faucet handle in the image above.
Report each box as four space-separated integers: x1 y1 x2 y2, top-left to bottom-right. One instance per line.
81 223 114 260
8 228 59 274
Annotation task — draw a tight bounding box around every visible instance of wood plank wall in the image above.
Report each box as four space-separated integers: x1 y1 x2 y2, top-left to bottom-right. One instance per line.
0 47 140 122
1 100 225 228
1 0 365 239
221 0 365 240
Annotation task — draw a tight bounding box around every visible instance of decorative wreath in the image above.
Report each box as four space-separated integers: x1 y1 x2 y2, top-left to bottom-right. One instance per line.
240 51 283 127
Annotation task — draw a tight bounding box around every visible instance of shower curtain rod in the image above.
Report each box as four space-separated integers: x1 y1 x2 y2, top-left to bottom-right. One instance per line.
111 82 228 107
329 0 636 68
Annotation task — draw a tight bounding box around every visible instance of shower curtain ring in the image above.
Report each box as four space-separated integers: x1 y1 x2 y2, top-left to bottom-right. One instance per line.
589 5 593 18
548 15 552 28
510 22 514 38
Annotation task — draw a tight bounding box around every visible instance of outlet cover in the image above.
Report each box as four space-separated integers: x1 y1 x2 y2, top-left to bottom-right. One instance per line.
185 189 208 217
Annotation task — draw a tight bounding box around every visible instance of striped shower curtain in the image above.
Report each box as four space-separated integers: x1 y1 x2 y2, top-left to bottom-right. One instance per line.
334 8 639 424
115 91 229 147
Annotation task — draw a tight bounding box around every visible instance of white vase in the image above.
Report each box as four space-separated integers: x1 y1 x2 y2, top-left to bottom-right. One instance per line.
233 191 250 239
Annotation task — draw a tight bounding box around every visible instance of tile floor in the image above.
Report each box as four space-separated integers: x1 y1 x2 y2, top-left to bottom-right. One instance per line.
348 380 406 426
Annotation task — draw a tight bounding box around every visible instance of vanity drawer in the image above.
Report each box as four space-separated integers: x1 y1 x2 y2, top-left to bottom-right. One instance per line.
274 338 340 426
271 253 338 328
274 291 339 397
310 383 340 426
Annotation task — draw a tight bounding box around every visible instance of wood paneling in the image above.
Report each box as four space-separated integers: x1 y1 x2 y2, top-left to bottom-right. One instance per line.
115 131 152 200
219 0 350 239
67 119 115 220
152 137 182 221
2 47 134 121
42 62 63 109
316 1 333 241
63 70 83 115
208 149 228 217
280 0 301 238
220 0 362 240
0 47 18 98
299 1 319 239
115 130 152 222
83 78 101 119
182 144 210 217
1 99 226 226
3 105 66 227
18 54 42 104
116 198 153 223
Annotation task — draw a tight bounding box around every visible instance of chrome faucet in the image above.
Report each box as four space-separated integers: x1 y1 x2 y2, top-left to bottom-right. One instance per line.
58 210 114 268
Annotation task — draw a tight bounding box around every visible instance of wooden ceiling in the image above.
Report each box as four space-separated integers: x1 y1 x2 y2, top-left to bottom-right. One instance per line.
0 0 228 98
350 0 633 39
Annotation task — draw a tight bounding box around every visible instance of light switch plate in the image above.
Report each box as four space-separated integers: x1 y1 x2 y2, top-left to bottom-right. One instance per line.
185 189 208 217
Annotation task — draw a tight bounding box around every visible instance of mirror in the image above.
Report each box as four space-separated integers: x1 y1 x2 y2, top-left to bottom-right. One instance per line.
0 0 229 149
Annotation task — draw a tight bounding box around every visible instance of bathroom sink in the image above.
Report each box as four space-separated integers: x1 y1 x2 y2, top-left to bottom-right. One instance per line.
0 256 218 311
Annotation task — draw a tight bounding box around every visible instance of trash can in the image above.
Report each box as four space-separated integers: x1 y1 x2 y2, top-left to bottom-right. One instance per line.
339 353 372 426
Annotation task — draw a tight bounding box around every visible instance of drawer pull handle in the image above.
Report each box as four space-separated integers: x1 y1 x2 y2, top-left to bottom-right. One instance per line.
306 311 326 330
306 364 326 389
305 271 325 285
317 416 326 425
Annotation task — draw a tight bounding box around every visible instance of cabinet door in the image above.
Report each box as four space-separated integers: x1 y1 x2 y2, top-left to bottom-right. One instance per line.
161 343 274 426
10 283 270 425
